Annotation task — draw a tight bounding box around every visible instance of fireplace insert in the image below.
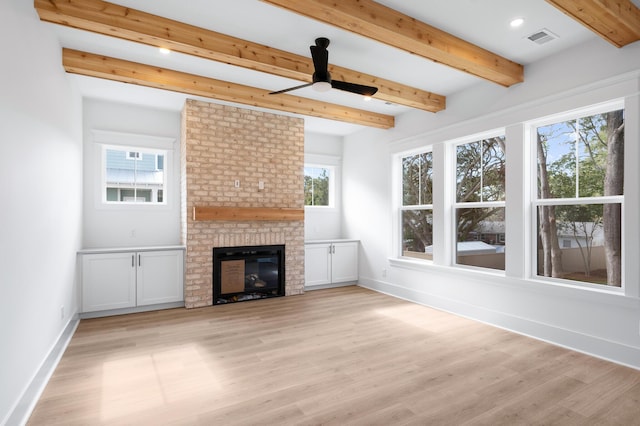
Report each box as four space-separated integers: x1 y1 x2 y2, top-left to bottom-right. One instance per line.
212 245 285 304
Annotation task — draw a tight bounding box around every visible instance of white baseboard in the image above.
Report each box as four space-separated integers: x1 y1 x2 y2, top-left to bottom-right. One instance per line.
305 281 357 291
78 301 184 319
358 278 640 371
4 317 79 426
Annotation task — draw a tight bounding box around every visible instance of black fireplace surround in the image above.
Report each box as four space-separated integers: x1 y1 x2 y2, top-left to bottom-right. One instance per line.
212 245 285 304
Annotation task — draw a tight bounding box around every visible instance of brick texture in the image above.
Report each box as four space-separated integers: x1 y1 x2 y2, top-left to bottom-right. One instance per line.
181 100 305 308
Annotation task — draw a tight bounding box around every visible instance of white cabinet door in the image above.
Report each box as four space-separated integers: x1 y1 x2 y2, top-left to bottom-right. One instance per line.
82 253 136 312
304 243 332 287
136 250 184 306
331 242 359 283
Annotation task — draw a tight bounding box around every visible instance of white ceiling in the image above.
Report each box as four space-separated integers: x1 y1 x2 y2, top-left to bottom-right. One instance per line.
40 0 632 135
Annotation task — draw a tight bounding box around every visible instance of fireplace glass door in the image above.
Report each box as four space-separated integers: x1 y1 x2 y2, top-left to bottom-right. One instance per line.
213 245 284 304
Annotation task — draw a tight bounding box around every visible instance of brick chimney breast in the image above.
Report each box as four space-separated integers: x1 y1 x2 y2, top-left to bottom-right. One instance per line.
180 100 305 308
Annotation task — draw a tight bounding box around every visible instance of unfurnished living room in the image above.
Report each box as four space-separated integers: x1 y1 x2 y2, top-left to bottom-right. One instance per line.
2 0 640 425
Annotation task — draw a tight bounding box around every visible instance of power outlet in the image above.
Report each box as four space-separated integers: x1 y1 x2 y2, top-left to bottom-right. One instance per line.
382 268 387 278
234 179 240 188
60 306 64 320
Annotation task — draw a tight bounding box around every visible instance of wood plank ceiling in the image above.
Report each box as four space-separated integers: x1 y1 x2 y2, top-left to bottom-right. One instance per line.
35 0 639 129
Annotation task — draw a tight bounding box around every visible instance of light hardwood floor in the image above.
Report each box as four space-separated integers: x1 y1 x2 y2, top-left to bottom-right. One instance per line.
29 286 640 425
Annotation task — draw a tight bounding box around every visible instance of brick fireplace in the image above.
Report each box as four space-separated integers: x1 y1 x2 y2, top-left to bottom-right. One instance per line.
180 99 305 308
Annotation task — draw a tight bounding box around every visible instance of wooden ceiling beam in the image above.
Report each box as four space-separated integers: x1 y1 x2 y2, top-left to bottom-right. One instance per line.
261 0 524 87
62 49 394 129
546 0 640 48
34 0 444 112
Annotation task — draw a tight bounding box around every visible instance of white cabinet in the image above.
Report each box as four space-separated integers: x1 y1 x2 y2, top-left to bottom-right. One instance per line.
305 240 358 288
82 252 137 312
305 243 333 286
81 248 184 313
136 250 184 306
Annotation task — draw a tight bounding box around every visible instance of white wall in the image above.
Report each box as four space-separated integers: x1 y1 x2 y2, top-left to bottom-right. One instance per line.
304 132 344 240
82 99 182 248
343 38 640 368
0 1 83 423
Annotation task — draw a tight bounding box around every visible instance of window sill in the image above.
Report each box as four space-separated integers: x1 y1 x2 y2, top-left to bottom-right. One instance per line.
388 257 639 308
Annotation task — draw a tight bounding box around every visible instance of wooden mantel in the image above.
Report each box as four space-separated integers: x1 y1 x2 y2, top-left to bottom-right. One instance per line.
193 206 304 221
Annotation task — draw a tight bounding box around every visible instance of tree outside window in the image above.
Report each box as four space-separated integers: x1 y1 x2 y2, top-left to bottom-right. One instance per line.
535 108 624 286
304 166 332 206
455 136 506 270
401 151 433 259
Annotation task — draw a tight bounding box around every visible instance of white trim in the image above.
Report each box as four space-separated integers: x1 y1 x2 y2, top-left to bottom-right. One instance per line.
454 200 505 209
304 163 336 208
4 317 79 426
524 98 625 129
98 144 171 209
78 301 184 319
304 153 341 166
396 148 435 258
387 70 639 153
357 279 640 370
534 196 624 206
91 129 175 150
528 102 626 290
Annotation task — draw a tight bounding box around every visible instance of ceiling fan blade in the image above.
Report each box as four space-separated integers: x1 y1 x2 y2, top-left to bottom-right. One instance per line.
331 80 378 97
269 82 313 95
310 45 329 76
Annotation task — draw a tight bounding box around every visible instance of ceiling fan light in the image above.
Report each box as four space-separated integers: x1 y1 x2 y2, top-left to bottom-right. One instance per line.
312 81 332 92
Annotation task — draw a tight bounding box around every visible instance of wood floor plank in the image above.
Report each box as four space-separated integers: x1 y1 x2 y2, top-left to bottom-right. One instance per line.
27 286 640 425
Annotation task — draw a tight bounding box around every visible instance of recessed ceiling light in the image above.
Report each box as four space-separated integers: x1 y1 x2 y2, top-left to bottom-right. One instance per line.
363 96 372 102
159 47 171 55
510 18 524 28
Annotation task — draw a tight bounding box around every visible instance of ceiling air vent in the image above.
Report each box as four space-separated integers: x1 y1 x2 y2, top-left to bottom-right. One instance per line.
527 28 558 45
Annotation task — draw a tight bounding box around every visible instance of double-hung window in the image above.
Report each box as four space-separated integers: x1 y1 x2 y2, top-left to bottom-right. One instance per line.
400 151 433 260
454 135 506 270
533 103 624 287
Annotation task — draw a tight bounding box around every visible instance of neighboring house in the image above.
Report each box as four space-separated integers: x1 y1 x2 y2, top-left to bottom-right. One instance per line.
557 222 605 249
465 221 506 246
105 149 165 203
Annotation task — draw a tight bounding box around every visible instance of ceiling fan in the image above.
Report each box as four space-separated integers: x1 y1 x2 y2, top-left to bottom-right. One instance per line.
269 37 378 97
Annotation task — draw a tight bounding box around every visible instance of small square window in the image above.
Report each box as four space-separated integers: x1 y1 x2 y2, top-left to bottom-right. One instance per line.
103 146 167 205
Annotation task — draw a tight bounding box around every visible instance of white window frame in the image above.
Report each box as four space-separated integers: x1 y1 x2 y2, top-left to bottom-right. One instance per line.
397 148 434 260
451 130 506 272
92 130 174 209
528 99 625 290
304 153 339 209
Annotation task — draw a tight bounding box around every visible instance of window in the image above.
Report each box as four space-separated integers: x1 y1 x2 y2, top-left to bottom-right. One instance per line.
103 146 167 204
534 105 624 287
455 136 506 270
401 151 433 260
304 165 333 207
